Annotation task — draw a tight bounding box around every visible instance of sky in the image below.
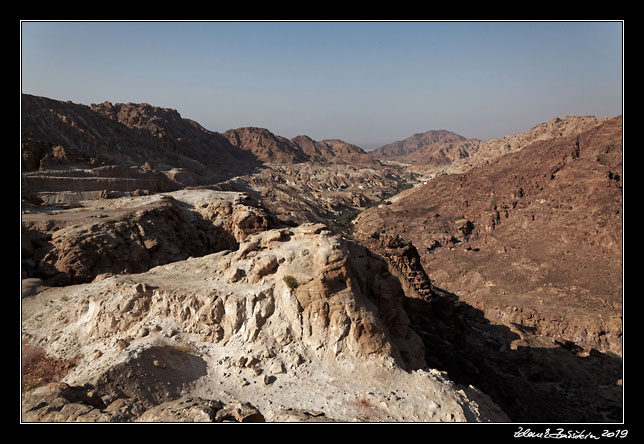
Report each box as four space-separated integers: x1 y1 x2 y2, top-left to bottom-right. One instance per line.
20 21 623 148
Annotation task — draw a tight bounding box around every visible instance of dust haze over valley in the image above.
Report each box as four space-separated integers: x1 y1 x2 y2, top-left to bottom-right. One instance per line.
20 21 623 426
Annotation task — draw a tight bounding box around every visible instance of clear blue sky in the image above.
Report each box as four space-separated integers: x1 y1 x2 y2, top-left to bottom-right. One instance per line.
21 21 623 148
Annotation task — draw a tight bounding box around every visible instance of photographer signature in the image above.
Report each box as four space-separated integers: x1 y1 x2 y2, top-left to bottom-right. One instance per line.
514 427 629 439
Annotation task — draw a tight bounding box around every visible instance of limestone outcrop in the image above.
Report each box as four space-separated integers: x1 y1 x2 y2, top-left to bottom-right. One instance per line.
21 197 509 422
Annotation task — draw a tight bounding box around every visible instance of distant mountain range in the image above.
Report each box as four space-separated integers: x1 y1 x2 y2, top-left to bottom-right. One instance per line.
21 94 380 187
22 93 618 186
370 115 615 175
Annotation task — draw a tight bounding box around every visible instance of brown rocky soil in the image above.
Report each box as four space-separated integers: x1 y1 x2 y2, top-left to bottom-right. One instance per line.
355 116 622 354
22 342 80 393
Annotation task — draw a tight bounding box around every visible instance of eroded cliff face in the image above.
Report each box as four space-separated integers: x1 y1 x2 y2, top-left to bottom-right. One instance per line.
22 190 508 423
354 232 622 423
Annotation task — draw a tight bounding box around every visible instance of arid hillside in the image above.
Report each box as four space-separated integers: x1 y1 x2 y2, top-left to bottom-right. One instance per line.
22 94 394 215
371 129 471 161
21 94 623 424
355 116 623 355
372 115 613 179
353 116 623 422
22 94 262 186
224 127 380 166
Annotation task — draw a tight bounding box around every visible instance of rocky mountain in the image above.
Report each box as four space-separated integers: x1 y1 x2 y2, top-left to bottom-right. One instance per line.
22 94 383 208
222 127 309 164
353 116 623 422
22 94 261 186
355 116 623 355
21 184 622 423
371 116 613 179
292 135 382 166
457 115 613 174
371 129 470 160
358 233 622 423
224 127 380 166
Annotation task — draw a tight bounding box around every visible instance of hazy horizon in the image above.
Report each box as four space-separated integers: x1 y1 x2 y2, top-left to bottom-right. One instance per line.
21 21 623 148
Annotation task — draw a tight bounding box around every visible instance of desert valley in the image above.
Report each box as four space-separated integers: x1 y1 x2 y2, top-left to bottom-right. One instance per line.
20 92 623 423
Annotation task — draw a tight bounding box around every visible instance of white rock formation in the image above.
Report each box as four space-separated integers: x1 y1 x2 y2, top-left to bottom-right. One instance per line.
21 191 509 422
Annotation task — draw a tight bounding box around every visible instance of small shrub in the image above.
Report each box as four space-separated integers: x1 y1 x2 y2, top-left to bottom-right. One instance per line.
335 209 360 227
333 209 361 238
283 275 298 289
394 181 413 193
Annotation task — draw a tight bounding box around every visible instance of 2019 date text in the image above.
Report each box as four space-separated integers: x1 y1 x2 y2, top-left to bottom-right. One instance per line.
514 428 629 439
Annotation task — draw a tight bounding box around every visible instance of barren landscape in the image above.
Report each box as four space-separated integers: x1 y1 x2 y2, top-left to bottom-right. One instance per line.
21 92 622 423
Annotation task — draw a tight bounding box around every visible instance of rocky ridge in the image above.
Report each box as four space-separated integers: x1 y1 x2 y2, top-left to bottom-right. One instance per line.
224 127 381 166
22 94 261 186
22 94 392 215
371 129 475 164
372 115 613 179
